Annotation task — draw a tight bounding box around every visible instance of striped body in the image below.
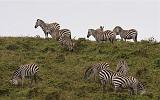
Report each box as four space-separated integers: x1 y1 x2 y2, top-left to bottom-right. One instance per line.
87 29 116 43
59 35 75 51
10 64 39 87
112 75 145 95
113 26 138 42
35 19 60 38
84 62 110 80
51 29 71 41
99 68 145 94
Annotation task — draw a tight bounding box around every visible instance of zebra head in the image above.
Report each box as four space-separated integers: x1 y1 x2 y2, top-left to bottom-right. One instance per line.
113 26 123 35
138 82 146 95
87 29 95 38
116 59 128 76
84 67 93 80
35 19 43 28
10 78 18 86
100 26 104 31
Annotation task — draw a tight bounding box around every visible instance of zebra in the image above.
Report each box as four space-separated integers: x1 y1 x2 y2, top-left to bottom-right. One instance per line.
58 35 75 51
10 64 39 88
34 19 60 38
87 29 116 43
96 26 104 32
51 29 71 41
84 62 110 81
99 68 146 95
113 26 138 42
116 59 129 76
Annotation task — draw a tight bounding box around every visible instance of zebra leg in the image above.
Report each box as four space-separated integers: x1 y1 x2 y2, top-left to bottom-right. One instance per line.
133 34 137 42
30 77 34 88
101 80 106 92
21 77 24 88
45 33 48 38
114 86 119 94
34 74 37 84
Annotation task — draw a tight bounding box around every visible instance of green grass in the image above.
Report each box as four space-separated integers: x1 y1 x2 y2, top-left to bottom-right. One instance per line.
0 37 160 100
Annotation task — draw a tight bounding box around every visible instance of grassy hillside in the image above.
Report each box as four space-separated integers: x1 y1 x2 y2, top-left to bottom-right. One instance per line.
0 37 160 100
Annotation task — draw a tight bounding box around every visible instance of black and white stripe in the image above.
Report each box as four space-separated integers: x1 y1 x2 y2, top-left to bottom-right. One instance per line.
99 68 145 95
87 29 116 43
84 62 110 80
35 19 60 38
10 64 39 87
112 75 145 95
113 26 138 42
58 35 74 51
51 29 71 41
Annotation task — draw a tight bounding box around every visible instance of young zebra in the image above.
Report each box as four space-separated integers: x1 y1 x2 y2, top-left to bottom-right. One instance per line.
96 26 104 32
10 64 39 88
87 29 116 43
84 62 110 81
51 29 71 41
58 35 75 51
34 19 60 38
99 68 145 95
116 59 129 76
113 26 138 42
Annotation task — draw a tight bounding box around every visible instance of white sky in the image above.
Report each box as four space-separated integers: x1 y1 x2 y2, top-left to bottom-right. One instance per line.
0 0 159 41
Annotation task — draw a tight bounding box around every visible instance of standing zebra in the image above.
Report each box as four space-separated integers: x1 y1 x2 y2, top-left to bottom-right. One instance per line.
87 29 116 43
116 59 129 76
99 68 145 95
113 26 138 42
84 62 110 80
10 64 39 88
51 29 71 41
58 35 75 51
34 19 60 38
96 26 104 32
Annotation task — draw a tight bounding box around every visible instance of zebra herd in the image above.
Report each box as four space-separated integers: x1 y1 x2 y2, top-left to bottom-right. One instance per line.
87 26 138 43
9 19 143 96
35 19 74 51
84 60 146 95
34 19 138 50
9 60 146 95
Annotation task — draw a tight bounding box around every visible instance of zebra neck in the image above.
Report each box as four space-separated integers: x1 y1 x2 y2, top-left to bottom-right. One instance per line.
92 32 99 38
39 22 48 33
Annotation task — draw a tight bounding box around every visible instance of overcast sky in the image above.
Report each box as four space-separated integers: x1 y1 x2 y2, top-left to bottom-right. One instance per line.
0 0 159 41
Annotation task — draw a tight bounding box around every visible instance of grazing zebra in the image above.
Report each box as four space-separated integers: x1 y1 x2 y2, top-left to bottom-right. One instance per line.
96 26 104 32
10 64 39 88
99 68 145 95
116 59 129 76
34 19 60 38
84 62 110 80
58 35 75 51
113 26 138 42
51 29 71 41
112 75 146 95
87 29 116 43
